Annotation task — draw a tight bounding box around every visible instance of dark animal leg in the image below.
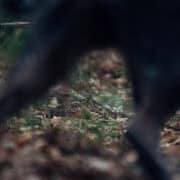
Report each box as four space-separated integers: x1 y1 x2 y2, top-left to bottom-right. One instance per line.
127 97 173 180
0 1 111 124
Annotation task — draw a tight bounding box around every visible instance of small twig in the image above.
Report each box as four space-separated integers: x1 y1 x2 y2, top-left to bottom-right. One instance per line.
165 124 180 131
0 21 31 28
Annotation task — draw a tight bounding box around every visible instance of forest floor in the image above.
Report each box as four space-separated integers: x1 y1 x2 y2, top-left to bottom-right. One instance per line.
0 49 179 180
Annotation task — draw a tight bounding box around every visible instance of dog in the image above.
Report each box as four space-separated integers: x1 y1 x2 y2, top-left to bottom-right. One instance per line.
1 1 180 179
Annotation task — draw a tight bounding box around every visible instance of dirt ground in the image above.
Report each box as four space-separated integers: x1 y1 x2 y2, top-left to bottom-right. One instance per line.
0 127 179 180
0 50 179 180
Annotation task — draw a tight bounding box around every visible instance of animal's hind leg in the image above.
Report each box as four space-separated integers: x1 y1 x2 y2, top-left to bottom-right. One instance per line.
126 89 175 180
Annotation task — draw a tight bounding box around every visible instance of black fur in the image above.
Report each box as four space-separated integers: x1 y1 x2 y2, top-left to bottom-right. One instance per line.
1 0 180 179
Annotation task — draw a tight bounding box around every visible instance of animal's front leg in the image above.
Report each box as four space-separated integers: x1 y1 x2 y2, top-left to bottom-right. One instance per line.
0 0 109 124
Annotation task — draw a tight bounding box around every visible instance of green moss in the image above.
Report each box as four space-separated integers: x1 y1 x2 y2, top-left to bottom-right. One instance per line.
0 28 28 62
